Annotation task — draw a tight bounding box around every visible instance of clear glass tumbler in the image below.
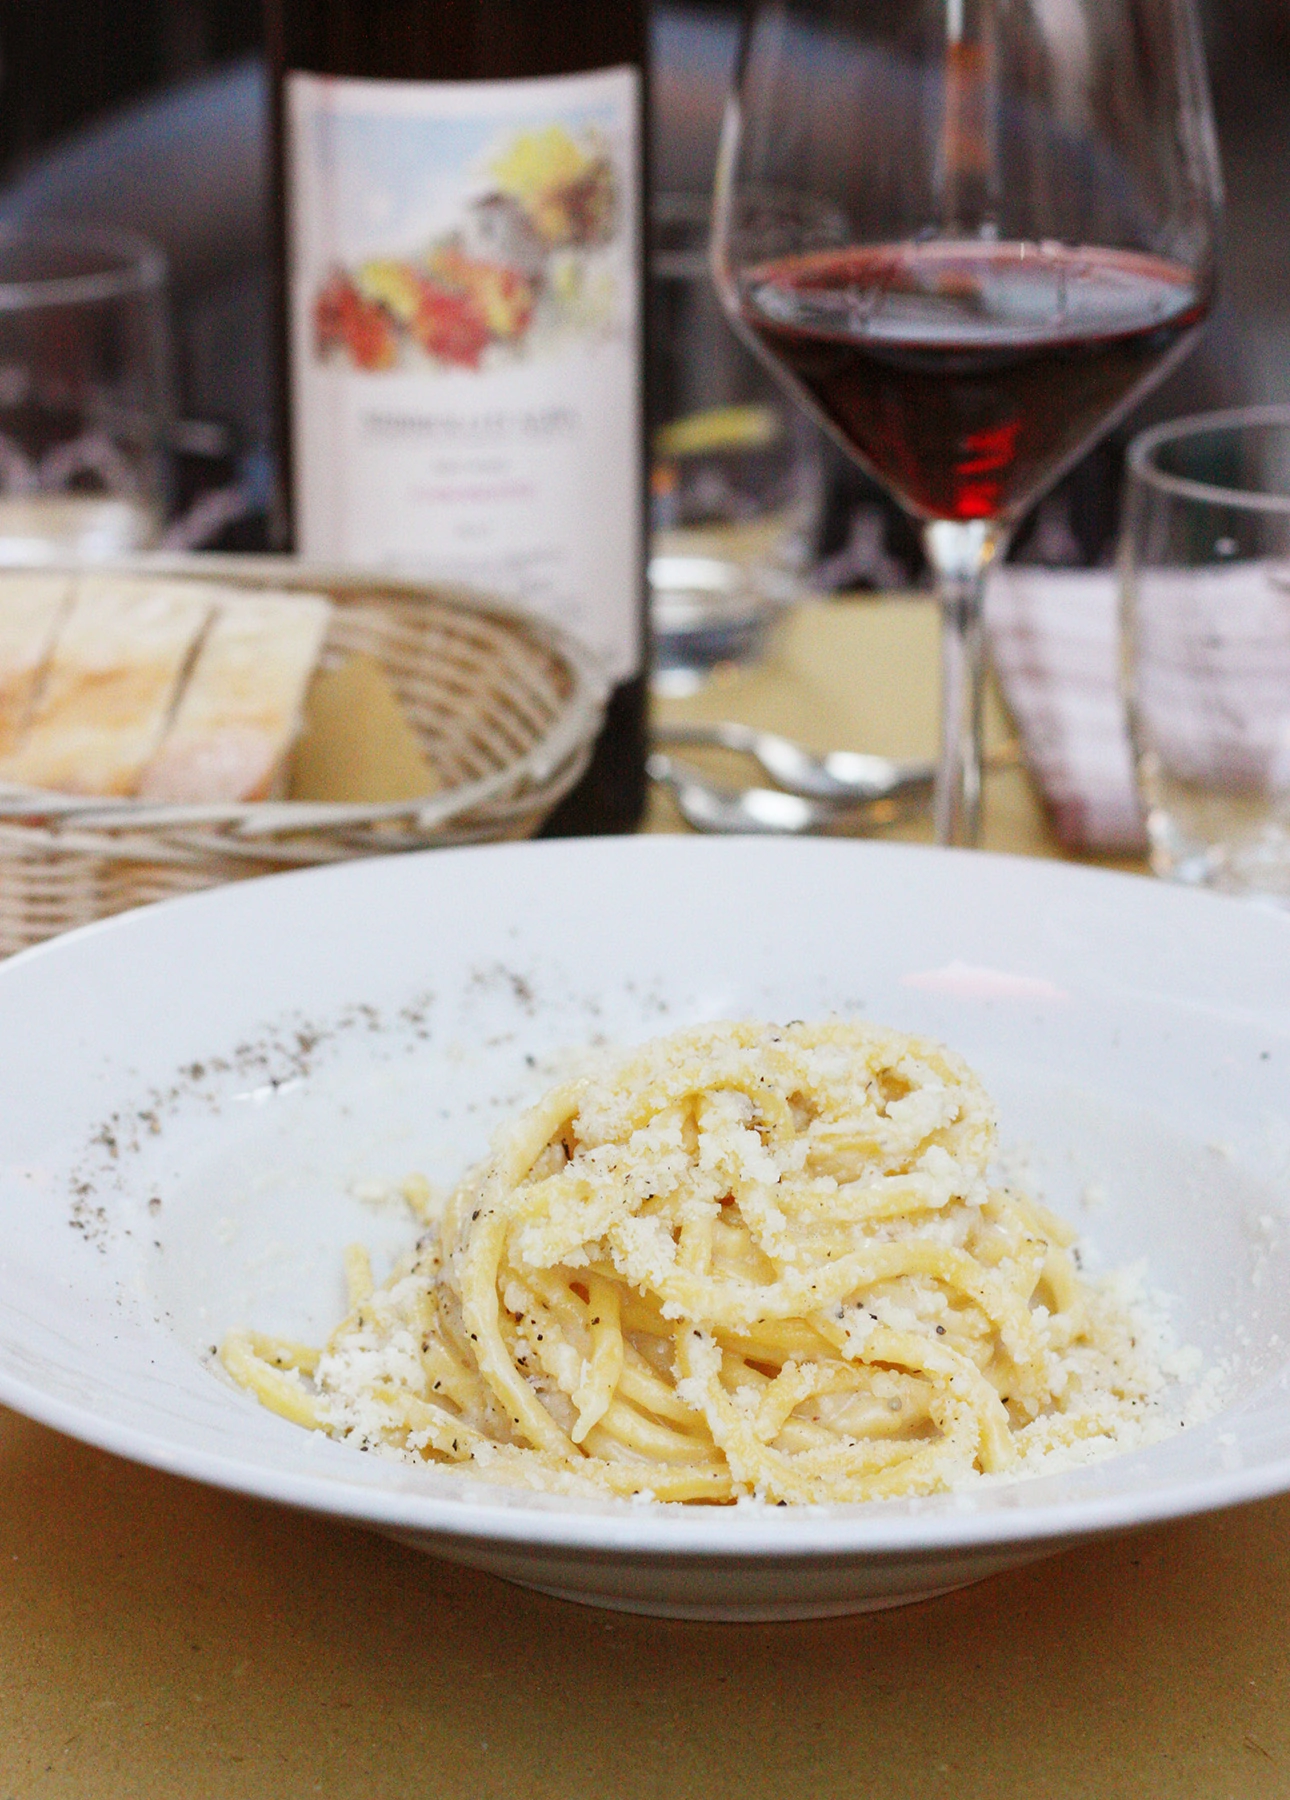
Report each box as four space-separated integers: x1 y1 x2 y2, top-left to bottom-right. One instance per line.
649 193 822 695
0 224 171 564
1123 404 1290 902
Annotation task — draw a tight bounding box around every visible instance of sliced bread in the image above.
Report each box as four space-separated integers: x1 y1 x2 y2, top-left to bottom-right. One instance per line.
0 574 73 758
137 591 332 803
0 576 211 796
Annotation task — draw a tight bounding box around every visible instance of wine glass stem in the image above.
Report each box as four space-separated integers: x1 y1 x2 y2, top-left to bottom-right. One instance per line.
924 518 1001 848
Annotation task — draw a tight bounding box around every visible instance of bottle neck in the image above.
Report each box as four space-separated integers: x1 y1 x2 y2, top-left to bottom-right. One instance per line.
266 0 646 83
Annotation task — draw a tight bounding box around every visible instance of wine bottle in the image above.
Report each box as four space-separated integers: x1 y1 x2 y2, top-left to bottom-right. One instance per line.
264 0 650 833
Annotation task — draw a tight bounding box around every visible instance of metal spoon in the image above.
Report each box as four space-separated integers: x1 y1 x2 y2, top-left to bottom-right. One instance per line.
647 751 913 835
652 720 935 804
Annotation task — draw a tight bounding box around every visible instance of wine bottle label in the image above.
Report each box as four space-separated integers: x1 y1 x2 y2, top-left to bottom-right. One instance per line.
286 66 642 681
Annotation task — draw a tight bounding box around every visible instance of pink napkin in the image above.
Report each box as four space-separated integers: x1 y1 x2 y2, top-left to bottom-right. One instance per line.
985 568 1147 854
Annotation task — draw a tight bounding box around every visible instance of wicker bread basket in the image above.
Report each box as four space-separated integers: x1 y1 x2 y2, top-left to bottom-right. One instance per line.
0 556 609 957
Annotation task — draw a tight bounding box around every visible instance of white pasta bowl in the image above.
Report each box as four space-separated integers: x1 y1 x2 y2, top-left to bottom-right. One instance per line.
1 836 1289 1621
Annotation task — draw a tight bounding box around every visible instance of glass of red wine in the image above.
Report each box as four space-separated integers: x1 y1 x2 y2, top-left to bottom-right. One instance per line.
711 0 1222 844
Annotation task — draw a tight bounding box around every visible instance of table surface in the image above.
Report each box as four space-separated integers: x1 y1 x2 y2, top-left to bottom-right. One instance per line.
4 597 1286 1799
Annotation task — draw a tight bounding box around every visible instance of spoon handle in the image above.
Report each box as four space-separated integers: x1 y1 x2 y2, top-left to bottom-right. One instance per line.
646 752 815 833
647 752 911 836
652 721 933 803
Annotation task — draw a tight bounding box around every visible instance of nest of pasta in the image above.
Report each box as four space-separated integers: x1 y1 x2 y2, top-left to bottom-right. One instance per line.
223 1020 1162 1504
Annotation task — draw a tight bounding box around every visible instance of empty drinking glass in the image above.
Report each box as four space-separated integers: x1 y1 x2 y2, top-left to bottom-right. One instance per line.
0 224 171 563
1122 405 1290 902
649 193 822 693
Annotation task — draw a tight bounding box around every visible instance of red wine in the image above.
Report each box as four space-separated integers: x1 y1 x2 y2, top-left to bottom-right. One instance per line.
739 241 1207 525
266 0 650 834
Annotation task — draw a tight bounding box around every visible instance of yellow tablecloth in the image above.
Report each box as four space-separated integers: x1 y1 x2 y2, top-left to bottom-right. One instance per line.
649 594 1137 868
4 598 1286 1800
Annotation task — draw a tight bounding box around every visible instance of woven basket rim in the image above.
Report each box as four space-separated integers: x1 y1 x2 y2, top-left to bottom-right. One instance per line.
0 554 611 841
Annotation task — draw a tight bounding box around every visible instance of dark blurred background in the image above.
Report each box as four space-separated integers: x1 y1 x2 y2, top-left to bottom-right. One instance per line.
0 0 1279 571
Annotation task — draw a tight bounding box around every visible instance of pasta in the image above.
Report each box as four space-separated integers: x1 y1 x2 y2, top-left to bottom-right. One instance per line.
221 1019 1170 1503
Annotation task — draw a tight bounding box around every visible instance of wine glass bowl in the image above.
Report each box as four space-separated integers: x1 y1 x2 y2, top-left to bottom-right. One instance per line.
712 0 1222 844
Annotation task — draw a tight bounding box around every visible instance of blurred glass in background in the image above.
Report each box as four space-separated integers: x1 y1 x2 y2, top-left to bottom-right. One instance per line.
0 224 170 563
649 193 822 692
1123 406 1290 901
0 0 265 550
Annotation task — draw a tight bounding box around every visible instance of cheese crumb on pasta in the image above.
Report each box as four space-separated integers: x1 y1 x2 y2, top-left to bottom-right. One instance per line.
221 1019 1179 1504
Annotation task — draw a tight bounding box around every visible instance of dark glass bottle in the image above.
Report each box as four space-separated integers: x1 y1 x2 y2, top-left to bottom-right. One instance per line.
265 0 650 833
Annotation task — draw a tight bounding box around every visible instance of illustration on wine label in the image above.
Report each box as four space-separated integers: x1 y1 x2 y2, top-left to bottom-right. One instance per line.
312 120 623 372
286 67 642 682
